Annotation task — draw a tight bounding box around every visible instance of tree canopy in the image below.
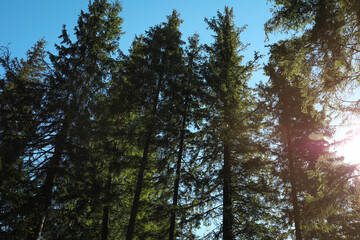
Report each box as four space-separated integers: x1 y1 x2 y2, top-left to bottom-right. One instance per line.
1 1 360 239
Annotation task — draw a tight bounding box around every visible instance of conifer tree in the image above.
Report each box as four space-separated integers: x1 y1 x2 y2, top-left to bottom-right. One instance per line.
203 7 273 239
125 10 186 240
0 40 47 239
259 41 360 239
25 1 123 239
264 2 360 237
168 34 204 240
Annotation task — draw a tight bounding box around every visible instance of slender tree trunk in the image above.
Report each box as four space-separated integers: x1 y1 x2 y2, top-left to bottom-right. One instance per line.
101 175 112 240
169 97 188 240
223 142 233 240
287 130 302 240
27 121 68 240
126 131 152 240
223 108 233 240
126 80 161 240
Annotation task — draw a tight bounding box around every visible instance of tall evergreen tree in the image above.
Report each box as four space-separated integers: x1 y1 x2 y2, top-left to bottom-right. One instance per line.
0 40 47 239
203 7 274 239
259 41 360 239
124 10 186 240
95 52 131 240
168 34 205 240
264 2 360 237
25 1 123 239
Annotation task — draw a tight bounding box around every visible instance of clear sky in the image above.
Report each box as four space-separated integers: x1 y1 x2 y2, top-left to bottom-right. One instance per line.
0 0 276 85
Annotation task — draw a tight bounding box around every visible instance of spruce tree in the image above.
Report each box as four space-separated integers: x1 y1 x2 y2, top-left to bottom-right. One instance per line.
259 41 360 239
125 10 186 240
25 1 123 239
168 34 204 240
204 7 272 239
0 40 47 239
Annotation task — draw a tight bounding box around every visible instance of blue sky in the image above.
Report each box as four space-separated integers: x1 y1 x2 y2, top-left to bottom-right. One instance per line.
0 0 277 85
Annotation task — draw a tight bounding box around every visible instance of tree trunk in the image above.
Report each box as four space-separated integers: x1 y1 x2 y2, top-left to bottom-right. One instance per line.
223 142 233 240
287 129 302 240
126 80 161 240
101 175 112 240
169 98 188 240
126 131 152 240
27 121 68 240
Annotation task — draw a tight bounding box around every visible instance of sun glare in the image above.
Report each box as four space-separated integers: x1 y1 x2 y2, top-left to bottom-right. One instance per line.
338 130 360 164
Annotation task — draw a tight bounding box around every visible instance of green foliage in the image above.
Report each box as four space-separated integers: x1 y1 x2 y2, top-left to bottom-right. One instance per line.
0 39 47 238
259 40 360 239
265 2 360 237
23 1 124 239
2 1 360 239
266 0 360 96
200 6 281 239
